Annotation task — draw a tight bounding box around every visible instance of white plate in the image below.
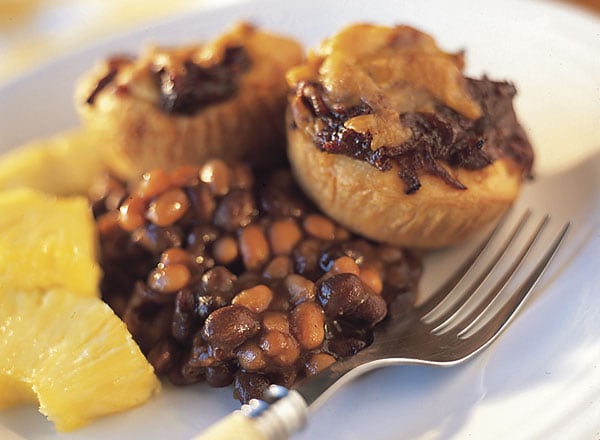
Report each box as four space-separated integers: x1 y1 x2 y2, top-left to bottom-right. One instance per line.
1 0 599 439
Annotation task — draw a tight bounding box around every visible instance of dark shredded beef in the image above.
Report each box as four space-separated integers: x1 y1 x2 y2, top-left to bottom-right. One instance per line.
153 46 252 115
295 78 534 194
84 47 251 116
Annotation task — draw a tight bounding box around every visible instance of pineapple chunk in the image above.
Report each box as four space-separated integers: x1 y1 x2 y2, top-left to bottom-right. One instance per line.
0 188 100 296
0 129 103 196
0 289 160 431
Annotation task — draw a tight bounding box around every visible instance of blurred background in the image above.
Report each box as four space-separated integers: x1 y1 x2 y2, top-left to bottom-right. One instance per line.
0 0 598 87
0 0 238 86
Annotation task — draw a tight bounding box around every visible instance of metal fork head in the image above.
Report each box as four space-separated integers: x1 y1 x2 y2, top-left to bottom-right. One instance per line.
295 211 570 409
373 211 570 366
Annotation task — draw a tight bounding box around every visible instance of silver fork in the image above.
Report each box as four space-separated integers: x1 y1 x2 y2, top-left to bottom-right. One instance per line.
196 212 570 440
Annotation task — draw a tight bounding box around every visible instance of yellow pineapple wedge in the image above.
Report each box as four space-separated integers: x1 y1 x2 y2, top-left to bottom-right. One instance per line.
0 288 160 431
0 188 100 296
0 129 103 196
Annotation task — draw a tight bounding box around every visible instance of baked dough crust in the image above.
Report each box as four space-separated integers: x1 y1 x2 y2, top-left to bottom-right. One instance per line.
287 118 522 249
286 23 531 248
75 23 303 183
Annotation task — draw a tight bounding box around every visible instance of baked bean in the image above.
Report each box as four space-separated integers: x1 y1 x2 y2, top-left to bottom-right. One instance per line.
186 335 217 368
290 302 325 350
146 188 190 226
275 370 297 389
186 185 215 223
230 162 254 190
304 353 336 377
172 289 196 342
202 305 261 351
147 339 180 374
135 168 171 200
205 364 234 388
259 330 300 366
147 263 191 293
95 162 422 404
160 247 192 267
123 301 173 353
236 342 267 371
213 190 257 232
262 255 293 279
118 195 146 231
132 224 183 254
323 320 372 357
233 371 270 404
380 245 405 264
170 165 200 187
96 211 120 236
132 280 173 305
187 224 219 248
385 263 411 288
259 181 306 218
200 158 231 196
317 273 368 317
352 292 388 325
170 363 202 386
261 312 290 333
359 267 383 294
284 274 316 305
303 214 336 240
330 256 360 276
268 218 302 256
292 239 324 279
238 224 270 270
232 285 274 313
198 266 237 298
334 225 351 241
196 294 228 321
213 236 238 265
235 271 263 291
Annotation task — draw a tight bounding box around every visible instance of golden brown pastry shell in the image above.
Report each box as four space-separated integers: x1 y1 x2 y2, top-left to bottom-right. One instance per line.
75 25 303 184
287 122 522 249
76 81 286 183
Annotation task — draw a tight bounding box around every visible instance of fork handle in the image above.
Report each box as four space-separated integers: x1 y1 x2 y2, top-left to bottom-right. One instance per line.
193 387 309 440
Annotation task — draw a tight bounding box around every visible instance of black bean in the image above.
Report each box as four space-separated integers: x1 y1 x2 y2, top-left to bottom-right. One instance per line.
179 359 205 384
187 224 220 248
206 363 235 388
195 294 228 321
198 266 237 299
94 163 423 404
172 289 197 343
131 224 183 254
213 190 257 232
323 319 373 357
233 371 271 404
147 338 180 374
292 239 324 279
185 184 216 223
201 305 261 351
351 293 388 325
317 273 367 317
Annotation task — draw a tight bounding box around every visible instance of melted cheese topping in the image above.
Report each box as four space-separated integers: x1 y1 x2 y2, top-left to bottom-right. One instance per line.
93 22 302 107
287 24 482 150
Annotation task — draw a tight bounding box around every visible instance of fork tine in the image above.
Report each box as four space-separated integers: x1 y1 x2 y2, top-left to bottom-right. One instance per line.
419 210 529 318
428 211 532 329
456 221 570 355
449 214 550 335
